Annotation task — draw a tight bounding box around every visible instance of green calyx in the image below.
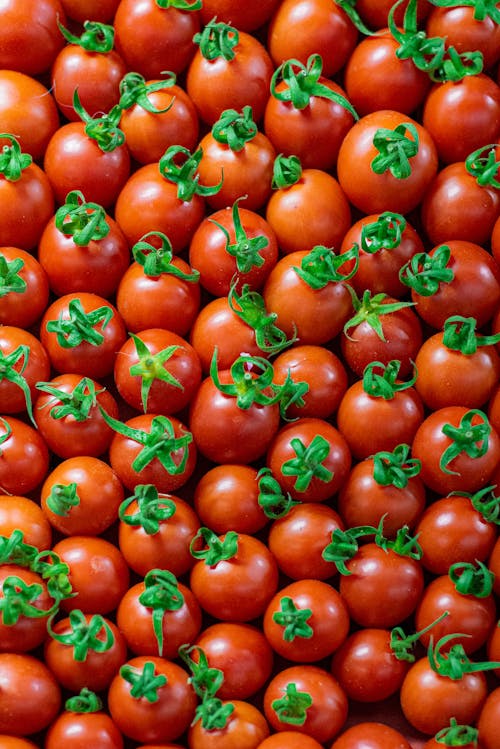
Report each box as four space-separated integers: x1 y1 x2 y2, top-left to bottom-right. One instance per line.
372 443 422 489
57 19 115 52
65 688 103 714
132 231 199 281
275 370 309 422
362 359 417 400
0 530 38 568
193 693 235 731
211 106 257 151
36 377 104 422
120 660 167 702
193 17 239 61
442 315 500 355
374 516 423 559
0 343 35 423
45 298 113 348
272 153 303 189
453 485 500 525
465 143 500 189
73 91 124 153
434 717 479 747
390 610 449 662
281 435 333 493
179 643 224 699
293 244 359 289
118 71 176 114
440 409 491 476
31 550 74 605
128 333 183 414
270 53 358 120
228 282 296 355
118 484 177 535
158 145 223 201
273 597 313 641
190 527 239 566
399 244 454 296
428 0 500 23
0 134 32 181
344 288 415 341
428 632 500 680
0 254 26 298
371 122 419 179
55 190 110 246
156 0 202 8
257 467 299 519
448 560 495 598
271 682 313 726
209 350 282 410
99 411 193 476
139 569 184 656
45 482 80 518
360 212 407 254
332 0 376 34
210 198 269 274
0 575 51 625
47 609 114 662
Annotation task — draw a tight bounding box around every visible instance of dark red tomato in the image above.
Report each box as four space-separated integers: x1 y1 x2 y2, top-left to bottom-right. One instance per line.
200 0 281 30
416 495 498 576
263 579 350 662
488 383 500 435
40 293 127 379
0 71 60 160
487 624 500 678
108 656 197 744
343 30 430 115
53 536 130 615
0 247 49 328
331 628 409 703
262 251 354 345
45 710 124 749
400 655 489 735
120 81 200 165
0 737 38 749
194 622 274 700
190 532 279 622
338 456 426 536
187 28 273 126
272 345 348 420
0 653 61 735
265 168 351 255
257 732 323 749
421 159 500 247
43 122 131 209
339 213 425 299
492 213 500 264
189 204 278 296
188 699 270 749
263 665 348 744
0 326 50 417
59 0 120 23
422 74 500 164
38 209 130 298
355 0 430 29
339 543 424 628
477 687 500 749
40 456 124 536
267 0 358 78
0 495 52 550
116 579 202 659
0 416 49 496
337 378 425 460
336 110 438 215
0 565 53 652
118 491 200 578
114 0 200 78
194 464 268 535
268 502 345 581
331 722 413 749
44 613 127 692
34 374 120 459
489 536 500 597
114 328 202 415
412 406 500 495
415 574 497 655
266 417 352 502
0 0 65 75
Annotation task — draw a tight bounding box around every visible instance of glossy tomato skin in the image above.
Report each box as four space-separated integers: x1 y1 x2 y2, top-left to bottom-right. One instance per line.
477 687 500 749
336 110 438 214
0 247 49 328
331 722 413 749
0 0 65 75
426 6 500 70
257 732 323 749
0 160 54 251
0 416 50 496
0 653 61 735
0 565 53 652
188 699 270 749
489 536 500 597
200 0 281 30
355 0 430 29
0 738 38 749
265 169 351 255
0 326 50 416
45 711 124 749
59 0 120 23
0 494 52 550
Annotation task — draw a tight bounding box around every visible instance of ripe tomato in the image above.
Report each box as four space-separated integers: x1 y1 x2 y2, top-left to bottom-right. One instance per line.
0 247 49 328
0 494 52 550
0 0 65 75
59 0 120 23
0 416 50 496
0 653 61 735
188 699 270 749
331 723 413 749
477 687 500 749
0 325 50 419
200 0 281 30
426 5 500 71
257 733 323 749
45 708 124 749
355 0 430 29
0 565 53 652
0 738 38 749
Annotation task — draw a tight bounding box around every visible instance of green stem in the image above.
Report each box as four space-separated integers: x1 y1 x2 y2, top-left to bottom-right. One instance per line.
211 106 257 152
293 244 359 288
0 254 26 298
178 644 224 698
442 315 500 354
190 527 239 566
138 569 184 656
273 597 313 641
128 333 183 414
362 359 417 400
158 145 223 201
448 560 494 598
440 409 491 476
344 288 415 342
73 91 124 153
209 350 282 410
0 575 52 625
281 435 334 493
465 143 500 189
193 18 239 61
0 344 35 423
428 633 500 680
271 683 313 726
371 122 419 179
257 467 299 519
54 190 110 246
132 231 199 281
57 19 115 52
118 484 177 535
372 443 421 489
322 525 378 575
209 197 269 273
434 717 479 747
399 244 454 296
272 154 302 189
228 282 296 355
45 483 80 518
35 377 105 422
118 71 176 113
65 688 103 714
0 134 32 181
47 609 114 662
45 298 113 348
390 610 450 662
120 661 167 702
360 212 407 253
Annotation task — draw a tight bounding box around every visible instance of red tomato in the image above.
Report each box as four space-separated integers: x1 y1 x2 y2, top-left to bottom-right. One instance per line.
0 0 65 75
45 709 124 749
200 0 281 30
0 738 38 749
0 326 50 418
0 653 61 735
0 247 49 328
0 495 52 550
355 0 430 29
331 722 413 749
59 0 120 23
477 687 500 749
188 699 270 749
0 416 50 496
257 733 323 749
0 565 53 652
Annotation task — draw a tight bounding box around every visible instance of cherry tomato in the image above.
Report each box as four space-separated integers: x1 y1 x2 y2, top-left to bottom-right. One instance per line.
200 0 281 30
0 653 61 735
0 247 49 328
0 565 53 652
188 699 270 749
331 722 413 749
45 709 124 749
0 416 50 496
0 0 65 75
0 495 52 550
477 687 500 749
0 326 50 418
257 733 323 749
59 0 120 23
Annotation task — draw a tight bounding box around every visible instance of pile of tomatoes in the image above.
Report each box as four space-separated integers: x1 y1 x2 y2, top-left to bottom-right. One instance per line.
1 0 500 747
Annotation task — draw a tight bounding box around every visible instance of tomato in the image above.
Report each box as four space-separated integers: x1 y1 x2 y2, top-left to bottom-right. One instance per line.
114 0 200 78
40 456 124 536
45 708 124 749
263 579 350 662
0 738 37 749
34 374 120 459
40 293 127 379
0 565 53 652
477 687 500 749
60 0 120 23
53 536 130 615
107 656 197 743
412 406 500 495
44 613 128 692
355 0 430 29
0 0 65 75
188 699 270 749
0 247 49 328
263 665 348 744
0 416 50 496
257 733 323 749
0 326 50 419
0 495 52 550
267 0 358 78
0 653 61 735
200 0 281 30
336 110 438 214
331 722 413 749
489 535 500 597
422 74 500 164
331 628 409 703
